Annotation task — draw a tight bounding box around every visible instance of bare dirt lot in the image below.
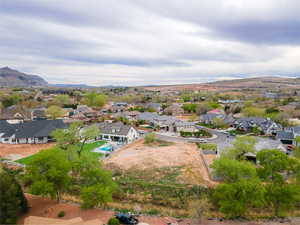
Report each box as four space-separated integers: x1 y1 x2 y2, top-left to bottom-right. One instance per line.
104 139 215 186
0 143 54 160
19 194 298 225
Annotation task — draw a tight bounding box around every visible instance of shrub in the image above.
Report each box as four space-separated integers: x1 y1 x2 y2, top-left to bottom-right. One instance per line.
108 217 120 225
57 211 65 218
144 133 156 144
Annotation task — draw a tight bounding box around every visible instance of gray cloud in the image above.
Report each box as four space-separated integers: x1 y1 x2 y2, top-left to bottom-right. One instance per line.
0 0 300 85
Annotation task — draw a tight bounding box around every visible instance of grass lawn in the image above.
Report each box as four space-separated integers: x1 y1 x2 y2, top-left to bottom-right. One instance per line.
16 140 107 165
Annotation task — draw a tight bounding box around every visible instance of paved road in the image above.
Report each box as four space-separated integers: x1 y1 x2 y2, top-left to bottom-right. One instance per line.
155 126 234 144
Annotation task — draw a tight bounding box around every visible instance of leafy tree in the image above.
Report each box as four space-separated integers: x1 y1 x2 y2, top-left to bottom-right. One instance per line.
25 148 71 202
257 149 300 216
79 167 117 208
0 167 28 224
52 122 99 158
196 103 212 115
46 105 65 119
222 136 257 160
212 117 227 129
211 158 257 183
256 149 289 182
213 179 265 218
183 103 197 113
54 94 71 106
265 183 300 217
84 91 107 108
242 107 265 117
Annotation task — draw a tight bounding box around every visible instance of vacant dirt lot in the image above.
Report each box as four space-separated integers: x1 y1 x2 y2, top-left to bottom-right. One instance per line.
104 139 215 186
19 194 297 225
0 143 54 160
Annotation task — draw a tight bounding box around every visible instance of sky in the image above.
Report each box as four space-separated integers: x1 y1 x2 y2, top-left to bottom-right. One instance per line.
1 0 300 86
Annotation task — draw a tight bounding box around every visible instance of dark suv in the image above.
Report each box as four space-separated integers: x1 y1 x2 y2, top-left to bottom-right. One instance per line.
115 213 139 225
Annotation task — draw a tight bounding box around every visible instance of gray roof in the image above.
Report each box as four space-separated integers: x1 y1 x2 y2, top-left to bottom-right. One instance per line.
276 130 294 140
0 119 67 138
219 137 286 155
97 122 134 136
235 117 281 132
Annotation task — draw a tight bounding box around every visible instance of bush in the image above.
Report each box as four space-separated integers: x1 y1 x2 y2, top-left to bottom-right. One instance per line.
144 133 156 144
57 211 65 218
108 217 120 225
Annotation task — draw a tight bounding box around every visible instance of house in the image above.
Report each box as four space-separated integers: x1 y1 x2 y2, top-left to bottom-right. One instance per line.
0 119 67 144
145 103 162 112
113 111 140 121
276 126 300 145
76 105 93 114
137 112 197 133
200 113 235 126
207 109 224 114
218 137 286 163
31 108 47 120
164 103 184 116
0 105 31 122
234 117 282 135
97 122 139 143
218 99 241 104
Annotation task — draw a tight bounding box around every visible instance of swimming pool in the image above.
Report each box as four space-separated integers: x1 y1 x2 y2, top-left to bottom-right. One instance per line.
93 144 113 153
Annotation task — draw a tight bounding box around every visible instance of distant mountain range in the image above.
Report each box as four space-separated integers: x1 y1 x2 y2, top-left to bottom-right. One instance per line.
0 67 48 87
1 66 300 91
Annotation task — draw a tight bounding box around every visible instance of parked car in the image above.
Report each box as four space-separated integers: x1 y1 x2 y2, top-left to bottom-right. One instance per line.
115 213 139 225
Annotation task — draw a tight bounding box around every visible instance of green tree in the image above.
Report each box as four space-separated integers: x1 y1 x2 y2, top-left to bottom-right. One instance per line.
242 107 265 117
79 167 117 208
0 167 28 224
222 136 257 160
211 158 257 183
46 105 65 119
213 179 265 218
55 94 71 106
265 183 300 217
52 122 99 158
84 91 107 108
212 117 227 129
25 148 71 202
257 149 300 216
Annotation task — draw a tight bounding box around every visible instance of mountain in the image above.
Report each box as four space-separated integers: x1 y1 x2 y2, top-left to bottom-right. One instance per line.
0 67 48 87
143 76 300 91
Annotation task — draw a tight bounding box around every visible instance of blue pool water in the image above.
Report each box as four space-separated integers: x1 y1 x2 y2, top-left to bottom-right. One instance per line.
93 144 113 153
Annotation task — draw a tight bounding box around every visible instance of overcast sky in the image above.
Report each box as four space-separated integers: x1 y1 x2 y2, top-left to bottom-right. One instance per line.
1 0 300 86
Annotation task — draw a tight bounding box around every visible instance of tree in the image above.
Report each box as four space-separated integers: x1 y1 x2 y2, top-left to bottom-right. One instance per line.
256 149 289 182
54 95 70 106
213 179 265 218
46 105 65 119
52 122 99 158
0 167 28 224
242 107 265 117
211 158 257 183
196 103 212 115
222 136 257 160
265 183 300 217
79 166 117 208
25 148 71 202
256 149 300 216
84 91 107 108
212 117 227 129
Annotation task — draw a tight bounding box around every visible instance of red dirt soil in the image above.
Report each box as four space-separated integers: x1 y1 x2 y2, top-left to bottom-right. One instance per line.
0 143 54 160
19 194 296 225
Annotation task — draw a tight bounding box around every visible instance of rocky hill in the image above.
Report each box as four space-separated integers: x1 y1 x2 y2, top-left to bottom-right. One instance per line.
144 76 300 92
0 67 48 87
